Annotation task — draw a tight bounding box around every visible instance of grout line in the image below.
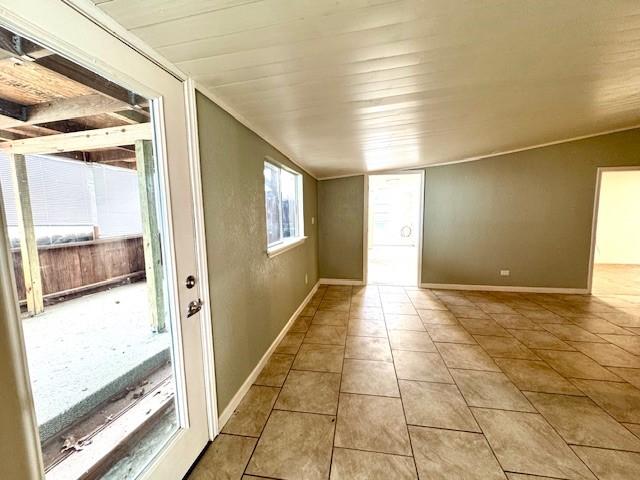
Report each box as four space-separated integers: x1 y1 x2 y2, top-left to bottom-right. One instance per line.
328 285 352 479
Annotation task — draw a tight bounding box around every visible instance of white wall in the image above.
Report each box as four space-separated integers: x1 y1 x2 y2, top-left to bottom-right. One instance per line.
595 170 640 264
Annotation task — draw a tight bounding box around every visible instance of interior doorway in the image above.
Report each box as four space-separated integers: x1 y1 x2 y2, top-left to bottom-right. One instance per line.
590 168 640 295
366 172 423 286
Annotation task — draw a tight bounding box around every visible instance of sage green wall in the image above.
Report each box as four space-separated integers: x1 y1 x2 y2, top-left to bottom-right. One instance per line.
196 92 318 413
318 176 364 280
421 128 640 289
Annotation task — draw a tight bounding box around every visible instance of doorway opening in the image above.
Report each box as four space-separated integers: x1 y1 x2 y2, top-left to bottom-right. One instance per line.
590 168 640 295
366 172 423 286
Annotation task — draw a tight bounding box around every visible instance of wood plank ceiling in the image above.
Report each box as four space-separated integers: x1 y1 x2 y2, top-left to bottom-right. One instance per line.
94 0 640 177
0 26 150 169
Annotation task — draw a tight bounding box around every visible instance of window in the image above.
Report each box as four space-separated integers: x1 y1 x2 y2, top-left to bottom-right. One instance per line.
264 159 304 253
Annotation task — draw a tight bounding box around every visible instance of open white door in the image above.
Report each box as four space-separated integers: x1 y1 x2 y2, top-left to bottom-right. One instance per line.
0 1 212 479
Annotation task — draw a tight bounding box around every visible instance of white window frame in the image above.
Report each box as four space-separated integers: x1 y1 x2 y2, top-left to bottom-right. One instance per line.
263 157 306 257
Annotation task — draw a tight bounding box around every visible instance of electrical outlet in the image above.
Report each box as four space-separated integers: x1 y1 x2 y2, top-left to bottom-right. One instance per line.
311 216 315 225
500 269 510 277
305 273 308 285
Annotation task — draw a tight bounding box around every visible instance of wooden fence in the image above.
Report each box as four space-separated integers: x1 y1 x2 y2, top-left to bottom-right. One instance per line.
12 235 145 303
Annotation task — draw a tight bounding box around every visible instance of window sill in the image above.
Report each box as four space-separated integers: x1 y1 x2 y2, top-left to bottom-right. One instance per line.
267 236 307 258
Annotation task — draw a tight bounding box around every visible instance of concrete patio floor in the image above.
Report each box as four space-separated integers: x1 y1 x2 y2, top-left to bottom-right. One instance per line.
21 281 171 442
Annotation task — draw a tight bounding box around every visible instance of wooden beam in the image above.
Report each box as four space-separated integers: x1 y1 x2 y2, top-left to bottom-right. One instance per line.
0 25 51 61
10 153 44 315
36 55 145 107
0 94 134 130
0 98 27 122
0 123 152 155
135 140 165 333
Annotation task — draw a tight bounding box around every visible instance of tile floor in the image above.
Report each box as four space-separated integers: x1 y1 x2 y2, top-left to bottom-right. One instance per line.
188 285 640 479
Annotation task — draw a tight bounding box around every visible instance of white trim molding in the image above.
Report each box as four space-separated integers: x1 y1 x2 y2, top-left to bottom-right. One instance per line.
184 79 218 439
420 283 589 294
218 281 319 428
319 278 365 286
267 237 307 258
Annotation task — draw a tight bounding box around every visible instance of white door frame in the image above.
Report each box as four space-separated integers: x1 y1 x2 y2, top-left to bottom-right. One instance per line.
0 1 217 478
364 170 425 287
587 165 640 294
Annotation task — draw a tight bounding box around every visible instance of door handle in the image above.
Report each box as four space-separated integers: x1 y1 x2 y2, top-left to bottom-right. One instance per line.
187 298 203 318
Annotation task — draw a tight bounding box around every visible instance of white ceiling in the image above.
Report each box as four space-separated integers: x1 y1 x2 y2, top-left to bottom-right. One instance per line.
93 0 640 178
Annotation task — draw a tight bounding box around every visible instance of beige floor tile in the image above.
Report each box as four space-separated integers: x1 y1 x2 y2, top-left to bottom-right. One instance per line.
570 317 631 335
426 325 476 344
417 309 459 325
608 367 640 389
477 302 518 314
436 343 501 371
516 308 566 323
319 298 350 312
341 358 399 397
392 350 453 383
400 380 480 431
301 305 318 317
313 310 349 326
525 391 640 451
349 306 384 320
255 354 294 387
541 324 605 342
383 302 418 315
506 473 572 479
495 358 582 395
411 298 447 310
222 385 280 437
385 314 425 331
246 410 335 480
347 318 387 337
625 422 640 438
335 393 412 455
534 350 621 381
571 379 640 423
275 332 305 355
508 329 575 350
292 344 344 373
350 297 382 308
474 335 538 360
572 446 640 480
187 434 257 480
568 342 640 368
380 293 411 303
388 330 436 352
303 325 347 345
473 408 596 480
491 314 543 330
275 370 340 415
290 316 312 333
451 369 535 412
330 448 417 480
459 318 512 337
598 334 640 355
448 305 490 319
409 426 506 480
345 336 392 362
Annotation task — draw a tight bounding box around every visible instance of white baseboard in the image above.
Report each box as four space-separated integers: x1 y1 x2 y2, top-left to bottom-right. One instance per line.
419 283 589 294
319 278 365 286
218 281 320 428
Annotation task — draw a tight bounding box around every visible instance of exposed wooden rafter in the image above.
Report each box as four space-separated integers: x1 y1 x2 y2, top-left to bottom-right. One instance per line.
0 123 152 155
0 94 135 130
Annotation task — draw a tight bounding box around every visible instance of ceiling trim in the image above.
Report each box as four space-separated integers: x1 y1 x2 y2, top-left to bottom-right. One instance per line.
62 0 187 81
317 123 640 180
195 83 318 180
